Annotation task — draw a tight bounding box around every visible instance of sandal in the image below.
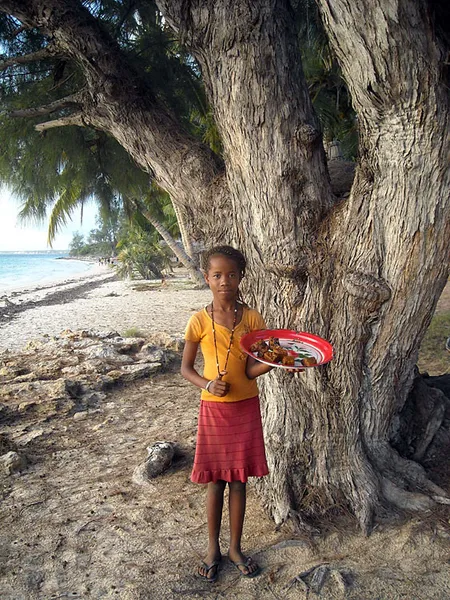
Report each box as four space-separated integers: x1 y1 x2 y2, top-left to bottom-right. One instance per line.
229 556 261 578
197 559 220 583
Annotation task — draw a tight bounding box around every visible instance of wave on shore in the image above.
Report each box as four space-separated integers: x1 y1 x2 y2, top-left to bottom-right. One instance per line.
0 251 98 293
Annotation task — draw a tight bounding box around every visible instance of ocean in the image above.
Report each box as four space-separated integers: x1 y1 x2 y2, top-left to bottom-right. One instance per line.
0 251 96 293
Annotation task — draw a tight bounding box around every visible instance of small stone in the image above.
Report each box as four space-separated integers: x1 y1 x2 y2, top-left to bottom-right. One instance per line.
107 363 161 383
84 345 134 363
73 411 88 421
109 337 145 354
136 345 166 364
132 441 176 484
18 400 38 412
1 451 27 475
14 429 45 446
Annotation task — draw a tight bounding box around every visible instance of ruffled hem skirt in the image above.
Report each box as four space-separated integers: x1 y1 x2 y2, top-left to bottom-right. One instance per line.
191 395 269 484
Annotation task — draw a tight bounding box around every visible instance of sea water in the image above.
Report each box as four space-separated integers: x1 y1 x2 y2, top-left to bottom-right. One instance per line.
0 251 95 293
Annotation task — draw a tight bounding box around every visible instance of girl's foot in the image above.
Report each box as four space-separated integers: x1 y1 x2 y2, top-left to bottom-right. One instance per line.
198 547 222 582
228 550 261 577
198 559 220 583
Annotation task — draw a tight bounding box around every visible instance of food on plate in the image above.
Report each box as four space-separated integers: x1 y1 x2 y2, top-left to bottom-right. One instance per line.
281 355 295 367
249 339 269 356
301 356 318 367
250 337 293 365
242 329 331 370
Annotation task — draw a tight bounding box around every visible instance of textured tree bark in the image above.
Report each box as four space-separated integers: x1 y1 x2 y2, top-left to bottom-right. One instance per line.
158 0 450 531
1 0 449 531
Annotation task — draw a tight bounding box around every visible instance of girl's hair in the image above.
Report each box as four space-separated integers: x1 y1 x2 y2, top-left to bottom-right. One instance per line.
201 245 246 278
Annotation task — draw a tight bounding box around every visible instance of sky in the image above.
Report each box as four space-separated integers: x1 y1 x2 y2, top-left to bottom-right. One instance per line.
0 187 98 251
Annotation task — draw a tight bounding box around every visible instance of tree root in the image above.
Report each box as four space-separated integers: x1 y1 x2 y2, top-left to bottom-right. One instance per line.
368 440 448 512
381 478 434 511
394 373 450 462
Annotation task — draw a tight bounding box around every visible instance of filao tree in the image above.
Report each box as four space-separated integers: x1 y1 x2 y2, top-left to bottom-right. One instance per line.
0 0 449 532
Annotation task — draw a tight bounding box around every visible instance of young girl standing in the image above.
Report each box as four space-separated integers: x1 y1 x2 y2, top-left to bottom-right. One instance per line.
181 245 274 582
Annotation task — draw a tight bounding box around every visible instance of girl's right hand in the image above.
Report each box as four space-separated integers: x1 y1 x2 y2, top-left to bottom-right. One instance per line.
209 374 230 397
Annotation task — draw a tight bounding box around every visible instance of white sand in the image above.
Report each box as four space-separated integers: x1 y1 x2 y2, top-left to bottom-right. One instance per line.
0 269 210 351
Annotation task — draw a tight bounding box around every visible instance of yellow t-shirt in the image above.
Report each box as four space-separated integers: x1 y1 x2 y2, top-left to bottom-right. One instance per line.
184 305 266 403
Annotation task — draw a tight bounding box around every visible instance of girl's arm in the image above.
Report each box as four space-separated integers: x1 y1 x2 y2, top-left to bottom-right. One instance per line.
181 340 209 389
246 356 274 379
181 340 229 396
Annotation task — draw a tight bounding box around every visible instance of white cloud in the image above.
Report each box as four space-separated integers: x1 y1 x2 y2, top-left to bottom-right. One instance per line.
0 188 98 251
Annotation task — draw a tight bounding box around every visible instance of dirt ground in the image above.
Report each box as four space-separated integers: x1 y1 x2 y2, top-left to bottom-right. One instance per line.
1 360 449 600
0 278 449 599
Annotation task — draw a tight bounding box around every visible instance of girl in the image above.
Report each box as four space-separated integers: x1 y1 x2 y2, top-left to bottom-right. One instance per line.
181 245 274 582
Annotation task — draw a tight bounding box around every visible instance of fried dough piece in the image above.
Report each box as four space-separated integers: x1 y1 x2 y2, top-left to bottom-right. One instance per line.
282 355 295 367
263 351 276 363
268 336 280 350
272 345 288 357
302 356 318 367
250 340 268 356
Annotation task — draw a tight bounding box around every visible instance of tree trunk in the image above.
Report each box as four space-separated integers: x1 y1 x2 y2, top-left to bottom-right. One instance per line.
171 202 198 264
157 0 450 531
2 0 449 531
142 210 205 288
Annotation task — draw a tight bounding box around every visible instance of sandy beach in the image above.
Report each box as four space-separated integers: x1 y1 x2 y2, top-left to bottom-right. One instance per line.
0 268 210 352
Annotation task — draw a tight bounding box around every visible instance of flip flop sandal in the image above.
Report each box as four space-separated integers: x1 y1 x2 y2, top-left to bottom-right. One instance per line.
230 557 261 578
197 560 220 583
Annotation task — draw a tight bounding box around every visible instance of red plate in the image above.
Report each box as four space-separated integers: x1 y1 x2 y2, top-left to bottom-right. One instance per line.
240 329 333 369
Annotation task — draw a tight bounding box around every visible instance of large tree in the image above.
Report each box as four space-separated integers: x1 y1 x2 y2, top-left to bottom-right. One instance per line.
0 0 449 532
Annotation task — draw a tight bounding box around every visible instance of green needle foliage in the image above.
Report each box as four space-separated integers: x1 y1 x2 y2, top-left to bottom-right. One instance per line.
0 0 357 252
294 0 358 158
0 0 218 246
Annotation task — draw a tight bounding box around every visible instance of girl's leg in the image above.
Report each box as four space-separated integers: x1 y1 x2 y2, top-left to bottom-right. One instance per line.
227 481 259 576
199 480 226 579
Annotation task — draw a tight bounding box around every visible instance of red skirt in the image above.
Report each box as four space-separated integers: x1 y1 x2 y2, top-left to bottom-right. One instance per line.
191 395 269 484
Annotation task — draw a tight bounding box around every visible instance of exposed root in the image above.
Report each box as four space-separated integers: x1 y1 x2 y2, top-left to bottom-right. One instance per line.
432 495 450 505
369 441 448 512
381 478 434 511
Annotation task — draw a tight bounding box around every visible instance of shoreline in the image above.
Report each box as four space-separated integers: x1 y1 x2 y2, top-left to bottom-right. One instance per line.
0 268 210 352
0 254 100 295
2 262 109 301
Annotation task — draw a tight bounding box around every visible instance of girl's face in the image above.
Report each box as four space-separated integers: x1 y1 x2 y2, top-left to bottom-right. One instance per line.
205 255 241 299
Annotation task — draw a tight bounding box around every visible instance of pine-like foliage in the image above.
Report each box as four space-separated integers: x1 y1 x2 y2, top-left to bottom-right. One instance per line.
0 0 358 247
0 1 215 243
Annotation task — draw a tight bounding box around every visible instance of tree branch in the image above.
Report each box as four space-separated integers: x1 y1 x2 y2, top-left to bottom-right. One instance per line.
0 46 57 72
8 92 83 118
35 113 84 132
0 0 227 232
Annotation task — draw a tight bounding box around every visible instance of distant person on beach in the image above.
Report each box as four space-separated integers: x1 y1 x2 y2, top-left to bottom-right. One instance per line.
181 245 298 583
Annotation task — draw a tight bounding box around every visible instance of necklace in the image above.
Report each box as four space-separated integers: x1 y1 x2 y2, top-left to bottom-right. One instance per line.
211 302 238 378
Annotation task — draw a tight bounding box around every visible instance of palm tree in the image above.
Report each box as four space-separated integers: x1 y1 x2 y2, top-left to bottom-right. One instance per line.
115 225 173 281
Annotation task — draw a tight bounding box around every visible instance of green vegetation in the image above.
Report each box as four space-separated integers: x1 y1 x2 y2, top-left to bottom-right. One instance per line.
122 327 146 339
296 1 357 158
0 1 217 246
418 312 450 376
69 207 123 257
68 209 177 280
115 225 174 280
